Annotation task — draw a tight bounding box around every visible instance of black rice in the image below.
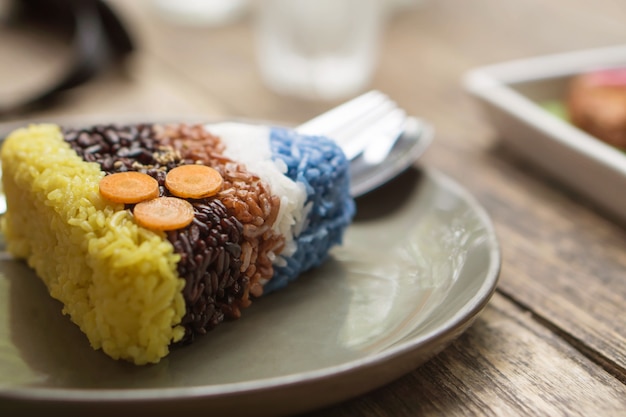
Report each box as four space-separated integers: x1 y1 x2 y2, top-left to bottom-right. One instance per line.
64 123 247 344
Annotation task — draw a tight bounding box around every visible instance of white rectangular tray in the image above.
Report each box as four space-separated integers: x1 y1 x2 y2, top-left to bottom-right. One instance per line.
463 44 626 225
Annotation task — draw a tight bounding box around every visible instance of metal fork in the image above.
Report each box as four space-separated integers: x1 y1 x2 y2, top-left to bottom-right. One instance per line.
296 90 407 162
296 90 434 197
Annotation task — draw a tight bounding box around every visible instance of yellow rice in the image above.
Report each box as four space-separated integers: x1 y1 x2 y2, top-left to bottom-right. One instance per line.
1 124 185 365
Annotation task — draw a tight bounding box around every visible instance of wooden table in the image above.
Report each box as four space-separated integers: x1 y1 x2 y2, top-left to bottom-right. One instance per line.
2 0 626 415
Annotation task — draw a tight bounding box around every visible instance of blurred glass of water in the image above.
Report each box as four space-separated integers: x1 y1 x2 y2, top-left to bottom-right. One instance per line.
254 0 384 101
151 0 249 27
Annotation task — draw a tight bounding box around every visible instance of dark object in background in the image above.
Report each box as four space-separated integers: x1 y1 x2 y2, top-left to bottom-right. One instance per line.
0 0 134 119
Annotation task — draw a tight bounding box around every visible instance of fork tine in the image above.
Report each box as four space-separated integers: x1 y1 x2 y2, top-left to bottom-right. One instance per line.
361 108 409 164
339 106 406 160
295 90 389 135
295 90 406 160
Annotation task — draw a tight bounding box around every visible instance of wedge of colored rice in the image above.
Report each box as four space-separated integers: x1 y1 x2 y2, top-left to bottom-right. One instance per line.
1 122 355 365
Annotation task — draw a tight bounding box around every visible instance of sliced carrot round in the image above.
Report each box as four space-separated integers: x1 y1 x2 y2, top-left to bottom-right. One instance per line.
133 196 195 231
165 164 223 199
99 172 159 204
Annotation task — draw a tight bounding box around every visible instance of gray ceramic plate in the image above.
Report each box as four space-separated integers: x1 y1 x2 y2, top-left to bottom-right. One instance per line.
0 128 500 416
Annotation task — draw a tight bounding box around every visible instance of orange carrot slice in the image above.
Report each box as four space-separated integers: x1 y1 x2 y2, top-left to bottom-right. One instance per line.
165 164 223 199
99 172 159 204
133 196 195 231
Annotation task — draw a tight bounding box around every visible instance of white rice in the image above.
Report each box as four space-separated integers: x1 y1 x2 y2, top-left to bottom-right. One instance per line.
203 122 307 259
